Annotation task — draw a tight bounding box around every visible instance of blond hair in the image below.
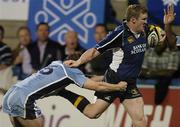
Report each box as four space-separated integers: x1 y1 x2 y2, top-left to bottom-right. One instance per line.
125 4 148 22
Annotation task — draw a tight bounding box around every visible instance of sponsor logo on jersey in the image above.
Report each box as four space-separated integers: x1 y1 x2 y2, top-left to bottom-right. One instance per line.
127 36 135 43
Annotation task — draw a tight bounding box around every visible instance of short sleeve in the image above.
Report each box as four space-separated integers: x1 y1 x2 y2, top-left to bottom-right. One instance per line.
95 25 124 53
176 36 180 46
66 67 87 88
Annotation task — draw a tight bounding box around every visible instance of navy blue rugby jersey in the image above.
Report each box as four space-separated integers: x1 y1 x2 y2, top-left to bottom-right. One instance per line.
95 23 148 80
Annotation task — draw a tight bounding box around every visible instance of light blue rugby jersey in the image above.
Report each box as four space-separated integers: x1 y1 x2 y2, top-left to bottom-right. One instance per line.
14 61 87 97
2 61 87 118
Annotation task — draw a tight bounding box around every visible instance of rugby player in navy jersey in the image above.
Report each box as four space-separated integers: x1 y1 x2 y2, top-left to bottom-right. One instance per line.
64 4 165 127
2 61 127 127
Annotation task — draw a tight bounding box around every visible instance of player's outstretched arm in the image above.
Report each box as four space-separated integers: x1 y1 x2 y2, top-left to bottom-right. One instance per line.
164 4 177 49
83 78 127 92
64 48 100 67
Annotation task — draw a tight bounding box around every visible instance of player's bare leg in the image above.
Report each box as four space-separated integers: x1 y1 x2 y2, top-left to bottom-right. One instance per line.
83 99 110 119
123 97 147 127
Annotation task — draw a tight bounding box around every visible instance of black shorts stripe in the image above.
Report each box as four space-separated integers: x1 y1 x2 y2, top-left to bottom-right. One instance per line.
25 77 74 119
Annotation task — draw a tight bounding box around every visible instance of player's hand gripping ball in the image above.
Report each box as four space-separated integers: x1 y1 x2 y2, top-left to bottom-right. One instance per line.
147 25 166 47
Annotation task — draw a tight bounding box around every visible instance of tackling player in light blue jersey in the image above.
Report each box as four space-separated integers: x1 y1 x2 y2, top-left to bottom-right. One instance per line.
2 60 127 127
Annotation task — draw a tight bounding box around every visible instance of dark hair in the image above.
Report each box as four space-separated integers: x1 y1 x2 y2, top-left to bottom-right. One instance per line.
0 25 5 39
36 22 50 31
125 4 148 22
95 23 108 32
17 26 31 36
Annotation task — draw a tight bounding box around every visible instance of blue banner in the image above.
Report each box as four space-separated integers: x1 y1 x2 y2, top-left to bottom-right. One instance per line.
28 0 105 49
147 0 180 25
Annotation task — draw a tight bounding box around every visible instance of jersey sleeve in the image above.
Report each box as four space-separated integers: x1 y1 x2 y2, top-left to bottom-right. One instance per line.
94 25 124 53
74 70 87 88
176 36 180 46
66 68 87 88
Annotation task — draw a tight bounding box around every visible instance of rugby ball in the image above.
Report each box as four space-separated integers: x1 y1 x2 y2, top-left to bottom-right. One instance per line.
147 25 165 47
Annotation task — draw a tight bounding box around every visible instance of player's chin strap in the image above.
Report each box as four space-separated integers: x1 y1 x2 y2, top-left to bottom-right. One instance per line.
13 118 24 127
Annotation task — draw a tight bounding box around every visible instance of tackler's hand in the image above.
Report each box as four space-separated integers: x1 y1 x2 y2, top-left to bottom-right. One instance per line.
117 81 127 91
63 60 81 68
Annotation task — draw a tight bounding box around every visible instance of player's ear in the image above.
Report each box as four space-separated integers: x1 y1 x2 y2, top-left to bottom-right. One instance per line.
130 17 136 24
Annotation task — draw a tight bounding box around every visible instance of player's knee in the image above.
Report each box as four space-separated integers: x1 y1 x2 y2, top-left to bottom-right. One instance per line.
83 110 101 119
82 103 103 119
